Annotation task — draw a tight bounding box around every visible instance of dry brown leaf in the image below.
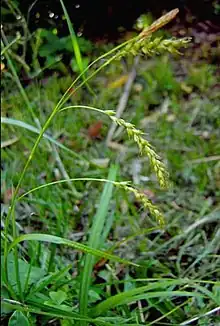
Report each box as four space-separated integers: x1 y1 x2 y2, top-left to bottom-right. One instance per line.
88 120 103 138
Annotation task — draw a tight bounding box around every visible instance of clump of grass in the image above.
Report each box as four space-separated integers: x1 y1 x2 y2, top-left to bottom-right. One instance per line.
3 8 191 236
4 7 216 326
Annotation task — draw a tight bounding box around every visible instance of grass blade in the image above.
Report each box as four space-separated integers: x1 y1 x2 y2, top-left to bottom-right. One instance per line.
91 279 211 317
59 0 93 94
79 165 118 325
7 233 138 267
2 299 110 324
1 33 21 56
1 117 90 164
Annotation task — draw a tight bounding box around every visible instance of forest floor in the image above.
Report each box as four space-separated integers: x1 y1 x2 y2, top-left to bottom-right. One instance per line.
1 19 220 325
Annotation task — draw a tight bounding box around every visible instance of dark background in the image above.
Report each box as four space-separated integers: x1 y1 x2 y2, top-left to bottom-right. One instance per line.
3 0 220 39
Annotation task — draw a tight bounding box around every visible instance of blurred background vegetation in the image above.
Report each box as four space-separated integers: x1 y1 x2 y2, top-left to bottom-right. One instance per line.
1 1 220 325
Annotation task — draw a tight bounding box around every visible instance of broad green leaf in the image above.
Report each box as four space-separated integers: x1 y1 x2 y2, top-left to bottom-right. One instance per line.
8 311 30 326
2 253 45 293
49 290 67 305
60 319 73 326
1 287 13 315
27 264 72 297
88 289 102 303
70 57 89 73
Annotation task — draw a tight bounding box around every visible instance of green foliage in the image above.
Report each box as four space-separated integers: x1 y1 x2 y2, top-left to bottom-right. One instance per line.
1 5 219 326
2 253 45 294
186 64 217 92
1 2 93 79
79 166 117 322
45 290 71 312
8 311 30 326
37 27 92 74
34 28 92 74
149 56 180 93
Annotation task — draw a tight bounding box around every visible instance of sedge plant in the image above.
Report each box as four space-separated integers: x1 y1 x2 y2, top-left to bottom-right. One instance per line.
2 8 217 326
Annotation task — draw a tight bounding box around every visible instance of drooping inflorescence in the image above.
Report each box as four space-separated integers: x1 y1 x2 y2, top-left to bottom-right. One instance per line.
105 111 170 189
114 181 165 227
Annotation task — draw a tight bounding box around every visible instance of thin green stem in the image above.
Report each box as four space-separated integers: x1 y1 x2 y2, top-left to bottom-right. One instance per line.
18 178 128 200
1 33 21 55
59 105 107 114
11 208 24 301
3 109 58 281
1 39 36 122
3 35 63 293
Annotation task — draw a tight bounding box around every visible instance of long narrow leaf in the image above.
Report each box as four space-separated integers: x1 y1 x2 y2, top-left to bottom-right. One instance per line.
7 233 138 267
59 0 93 94
1 117 90 164
91 279 211 317
2 299 110 325
93 290 207 317
79 165 118 325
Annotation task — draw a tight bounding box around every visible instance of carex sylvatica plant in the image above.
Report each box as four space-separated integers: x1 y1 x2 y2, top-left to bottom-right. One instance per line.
3 8 191 236
4 7 213 326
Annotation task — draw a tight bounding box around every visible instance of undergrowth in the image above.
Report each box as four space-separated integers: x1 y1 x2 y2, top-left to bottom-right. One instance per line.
1 3 220 326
